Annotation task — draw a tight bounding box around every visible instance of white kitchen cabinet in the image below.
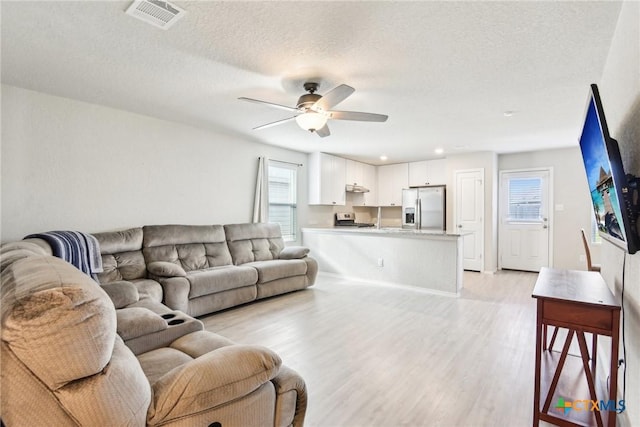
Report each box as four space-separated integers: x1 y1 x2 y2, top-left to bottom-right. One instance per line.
377 163 408 206
345 159 364 186
408 159 447 187
308 152 346 205
352 162 378 207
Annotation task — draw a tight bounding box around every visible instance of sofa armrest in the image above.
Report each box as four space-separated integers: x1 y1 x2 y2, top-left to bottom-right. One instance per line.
272 365 308 427
147 261 187 277
147 345 281 425
278 246 310 260
159 277 190 313
116 307 167 340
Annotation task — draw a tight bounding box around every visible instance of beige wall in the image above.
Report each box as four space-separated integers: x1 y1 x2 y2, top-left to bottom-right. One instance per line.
498 147 595 270
597 2 640 425
1 85 309 244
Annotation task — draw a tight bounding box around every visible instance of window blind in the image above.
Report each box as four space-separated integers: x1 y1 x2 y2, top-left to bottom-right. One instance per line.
507 177 542 221
268 161 297 241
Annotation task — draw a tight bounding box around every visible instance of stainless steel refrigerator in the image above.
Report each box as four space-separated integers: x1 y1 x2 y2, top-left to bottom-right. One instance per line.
402 186 446 230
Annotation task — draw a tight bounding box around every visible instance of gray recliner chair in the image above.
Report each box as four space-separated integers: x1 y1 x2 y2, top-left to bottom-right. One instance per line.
0 242 308 427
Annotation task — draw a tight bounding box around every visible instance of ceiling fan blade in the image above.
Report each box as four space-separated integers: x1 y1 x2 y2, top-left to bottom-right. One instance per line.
328 110 388 122
313 84 355 111
238 97 298 112
253 116 297 130
315 124 331 137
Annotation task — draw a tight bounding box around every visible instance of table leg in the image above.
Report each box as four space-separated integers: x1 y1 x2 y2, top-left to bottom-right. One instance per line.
577 331 603 427
548 327 559 352
543 329 574 413
534 302 543 427
608 312 620 427
591 333 598 376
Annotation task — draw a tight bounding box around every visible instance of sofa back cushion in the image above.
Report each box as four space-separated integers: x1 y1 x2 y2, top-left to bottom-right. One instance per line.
1 253 150 426
1 256 116 390
224 223 285 265
93 227 147 283
142 225 232 272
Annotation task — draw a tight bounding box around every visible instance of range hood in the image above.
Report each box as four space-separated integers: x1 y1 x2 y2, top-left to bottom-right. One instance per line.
345 184 370 193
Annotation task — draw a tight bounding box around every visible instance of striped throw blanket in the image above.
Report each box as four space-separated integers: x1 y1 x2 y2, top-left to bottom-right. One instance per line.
25 231 103 280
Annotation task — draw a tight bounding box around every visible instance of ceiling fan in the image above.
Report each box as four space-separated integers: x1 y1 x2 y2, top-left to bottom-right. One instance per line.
239 82 388 137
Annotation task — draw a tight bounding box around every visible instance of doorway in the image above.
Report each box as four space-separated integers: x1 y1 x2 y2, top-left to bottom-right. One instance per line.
499 168 552 272
454 168 484 272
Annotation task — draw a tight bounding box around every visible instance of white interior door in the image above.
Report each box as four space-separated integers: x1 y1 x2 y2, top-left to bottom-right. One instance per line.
455 169 484 272
499 169 551 272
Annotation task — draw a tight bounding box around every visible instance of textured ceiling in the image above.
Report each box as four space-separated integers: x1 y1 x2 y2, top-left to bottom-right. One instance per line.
1 1 623 164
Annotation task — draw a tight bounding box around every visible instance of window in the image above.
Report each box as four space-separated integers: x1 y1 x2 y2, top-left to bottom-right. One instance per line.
268 160 297 241
507 177 542 221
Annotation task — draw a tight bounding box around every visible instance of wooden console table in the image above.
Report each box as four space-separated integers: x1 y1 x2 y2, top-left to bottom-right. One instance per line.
532 267 621 427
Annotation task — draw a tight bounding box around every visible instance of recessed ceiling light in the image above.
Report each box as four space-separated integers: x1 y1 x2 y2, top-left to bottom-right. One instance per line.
380 155 388 161
434 148 444 154
503 110 516 117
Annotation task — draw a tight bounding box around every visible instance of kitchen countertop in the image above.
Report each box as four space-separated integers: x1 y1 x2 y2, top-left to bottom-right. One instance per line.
302 226 465 238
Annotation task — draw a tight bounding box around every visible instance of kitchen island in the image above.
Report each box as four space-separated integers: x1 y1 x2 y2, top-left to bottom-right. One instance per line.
302 227 464 295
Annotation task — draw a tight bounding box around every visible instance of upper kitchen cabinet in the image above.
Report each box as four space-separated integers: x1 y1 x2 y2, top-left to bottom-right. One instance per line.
345 159 365 187
377 163 408 206
346 160 378 207
308 152 346 205
408 159 447 187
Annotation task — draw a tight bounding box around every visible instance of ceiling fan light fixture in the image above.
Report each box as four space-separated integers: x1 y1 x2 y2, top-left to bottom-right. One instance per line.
296 112 328 132
239 82 386 138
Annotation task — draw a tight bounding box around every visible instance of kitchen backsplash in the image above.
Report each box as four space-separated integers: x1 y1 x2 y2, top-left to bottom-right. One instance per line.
306 197 402 228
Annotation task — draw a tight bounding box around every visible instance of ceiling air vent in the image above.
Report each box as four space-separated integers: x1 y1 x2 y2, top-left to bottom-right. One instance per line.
125 0 186 30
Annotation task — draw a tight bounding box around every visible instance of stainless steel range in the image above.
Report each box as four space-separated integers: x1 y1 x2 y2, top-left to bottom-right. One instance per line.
334 212 375 228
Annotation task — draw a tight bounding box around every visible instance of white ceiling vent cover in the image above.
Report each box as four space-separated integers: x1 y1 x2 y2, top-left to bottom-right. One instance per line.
125 0 186 30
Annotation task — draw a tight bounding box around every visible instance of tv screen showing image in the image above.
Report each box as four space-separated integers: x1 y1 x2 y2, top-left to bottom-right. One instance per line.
578 84 637 254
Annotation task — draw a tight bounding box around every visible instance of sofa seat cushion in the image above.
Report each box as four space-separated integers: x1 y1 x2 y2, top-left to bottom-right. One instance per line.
187 265 258 299
170 330 235 358
116 307 167 340
246 259 308 284
101 280 139 308
137 347 195 386
131 278 163 303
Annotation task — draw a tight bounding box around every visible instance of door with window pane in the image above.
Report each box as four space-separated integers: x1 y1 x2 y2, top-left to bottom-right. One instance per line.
499 169 551 272
268 161 297 241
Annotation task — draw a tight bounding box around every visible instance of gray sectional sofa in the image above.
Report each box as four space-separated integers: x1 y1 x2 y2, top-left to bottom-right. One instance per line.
93 223 318 317
2 222 316 426
1 240 308 426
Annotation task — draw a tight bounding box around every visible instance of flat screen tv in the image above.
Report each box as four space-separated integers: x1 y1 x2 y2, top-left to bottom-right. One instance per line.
578 84 638 255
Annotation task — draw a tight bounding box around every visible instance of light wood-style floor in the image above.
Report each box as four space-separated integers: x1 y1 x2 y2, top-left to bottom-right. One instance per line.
201 270 542 426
